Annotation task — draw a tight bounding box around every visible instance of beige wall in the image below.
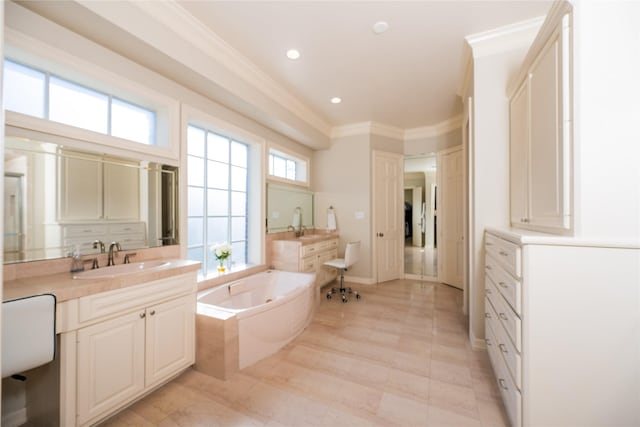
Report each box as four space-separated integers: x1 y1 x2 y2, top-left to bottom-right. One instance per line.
313 134 372 282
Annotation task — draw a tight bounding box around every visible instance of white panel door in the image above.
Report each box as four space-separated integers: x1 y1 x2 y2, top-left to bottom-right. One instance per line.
412 187 423 247
373 151 403 283
59 154 103 221
440 148 464 289
76 311 145 425
145 294 195 388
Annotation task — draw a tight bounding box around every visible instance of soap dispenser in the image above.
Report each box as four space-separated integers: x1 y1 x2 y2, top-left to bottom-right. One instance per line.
70 245 84 273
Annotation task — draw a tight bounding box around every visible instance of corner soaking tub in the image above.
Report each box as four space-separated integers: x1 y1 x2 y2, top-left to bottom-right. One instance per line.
197 270 316 369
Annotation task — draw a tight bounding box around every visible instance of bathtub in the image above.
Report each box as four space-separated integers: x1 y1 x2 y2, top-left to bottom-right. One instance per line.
197 270 316 370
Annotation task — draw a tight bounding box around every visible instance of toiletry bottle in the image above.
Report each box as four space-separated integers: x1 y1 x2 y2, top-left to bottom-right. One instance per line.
70 245 84 273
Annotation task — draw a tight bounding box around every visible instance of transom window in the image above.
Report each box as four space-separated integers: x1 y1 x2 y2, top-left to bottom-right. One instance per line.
268 147 308 185
187 124 248 276
3 59 155 145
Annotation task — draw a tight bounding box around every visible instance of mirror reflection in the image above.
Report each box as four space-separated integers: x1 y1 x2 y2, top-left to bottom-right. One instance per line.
4 136 179 263
266 183 313 233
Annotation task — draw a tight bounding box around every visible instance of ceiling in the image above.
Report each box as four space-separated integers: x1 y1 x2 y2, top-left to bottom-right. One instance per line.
176 1 552 130
12 0 552 147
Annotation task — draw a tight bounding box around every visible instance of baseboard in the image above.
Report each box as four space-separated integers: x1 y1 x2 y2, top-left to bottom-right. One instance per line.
404 273 439 282
470 330 487 350
2 408 27 427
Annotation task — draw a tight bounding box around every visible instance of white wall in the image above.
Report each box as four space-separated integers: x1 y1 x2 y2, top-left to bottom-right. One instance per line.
465 42 535 347
572 1 640 243
404 129 461 156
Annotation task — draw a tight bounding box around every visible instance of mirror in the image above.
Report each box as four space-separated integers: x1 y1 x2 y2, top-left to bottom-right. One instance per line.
4 135 179 263
266 183 313 233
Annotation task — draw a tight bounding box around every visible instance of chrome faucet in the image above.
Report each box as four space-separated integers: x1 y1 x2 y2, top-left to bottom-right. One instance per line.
92 240 105 253
107 242 121 266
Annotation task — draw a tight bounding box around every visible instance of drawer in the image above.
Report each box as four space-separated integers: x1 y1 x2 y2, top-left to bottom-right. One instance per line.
487 275 522 352
109 222 146 235
318 249 337 264
300 256 317 273
487 322 522 427
63 224 108 238
485 233 521 278
321 239 338 251
301 242 321 257
78 273 196 324
489 301 522 390
485 254 522 315
484 296 502 347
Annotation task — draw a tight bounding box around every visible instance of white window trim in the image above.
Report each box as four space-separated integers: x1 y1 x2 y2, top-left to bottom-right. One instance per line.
5 27 180 162
181 104 266 270
267 142 311 188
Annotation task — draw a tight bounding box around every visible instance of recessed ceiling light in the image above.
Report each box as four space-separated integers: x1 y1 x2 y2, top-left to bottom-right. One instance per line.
372 21 389 35
286 49 301 60
331 97 342 104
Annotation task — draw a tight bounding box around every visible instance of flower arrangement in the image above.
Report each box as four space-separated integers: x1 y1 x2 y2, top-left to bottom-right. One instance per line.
211 242 231 272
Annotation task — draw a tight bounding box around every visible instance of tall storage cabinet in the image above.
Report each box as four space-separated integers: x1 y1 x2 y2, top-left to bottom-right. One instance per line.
509 14 571 232
485 228 639 426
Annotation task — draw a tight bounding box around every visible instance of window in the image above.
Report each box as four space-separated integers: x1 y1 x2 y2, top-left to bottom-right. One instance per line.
3 59 156 145
268 147 308 185
187 124 248 276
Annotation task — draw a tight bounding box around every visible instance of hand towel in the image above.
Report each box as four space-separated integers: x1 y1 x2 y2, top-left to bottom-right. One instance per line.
327 209 337 231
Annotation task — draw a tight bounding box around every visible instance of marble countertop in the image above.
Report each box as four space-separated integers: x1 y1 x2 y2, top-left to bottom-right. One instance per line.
3 259 200 303
276 233 338 245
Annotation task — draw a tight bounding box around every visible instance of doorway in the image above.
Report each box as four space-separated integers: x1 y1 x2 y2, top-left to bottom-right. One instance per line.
4 173 24 262
404 155 437 280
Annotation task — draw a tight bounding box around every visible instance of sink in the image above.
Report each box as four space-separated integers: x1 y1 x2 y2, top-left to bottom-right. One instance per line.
73 260 170 279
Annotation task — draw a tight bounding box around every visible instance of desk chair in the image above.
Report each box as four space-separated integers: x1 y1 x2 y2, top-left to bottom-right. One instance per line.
324 241 361 303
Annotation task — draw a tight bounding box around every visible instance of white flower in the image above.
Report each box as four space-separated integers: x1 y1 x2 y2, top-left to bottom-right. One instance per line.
211 242 231 260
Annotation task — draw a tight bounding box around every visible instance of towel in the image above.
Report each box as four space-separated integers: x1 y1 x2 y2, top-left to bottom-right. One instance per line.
292 209 301 227
327 209 337 231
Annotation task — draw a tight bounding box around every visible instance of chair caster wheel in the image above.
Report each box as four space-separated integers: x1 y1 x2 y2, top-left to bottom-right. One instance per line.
326 294 332 300
341 296 347 303
356 294 361 300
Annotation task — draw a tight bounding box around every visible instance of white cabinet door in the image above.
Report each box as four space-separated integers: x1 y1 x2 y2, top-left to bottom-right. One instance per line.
76 311 145 425
145 295 195 387
439 148 464 289
103 161 140 221
528 29 569 230
509 80 530 226
59 154 103 221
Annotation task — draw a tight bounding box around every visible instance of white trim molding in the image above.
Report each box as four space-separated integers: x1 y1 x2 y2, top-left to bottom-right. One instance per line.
331 116 462 142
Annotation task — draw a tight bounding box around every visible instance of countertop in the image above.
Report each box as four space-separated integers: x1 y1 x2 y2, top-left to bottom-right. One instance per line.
3 259 200 303
486 227 640 249
275 233 338 245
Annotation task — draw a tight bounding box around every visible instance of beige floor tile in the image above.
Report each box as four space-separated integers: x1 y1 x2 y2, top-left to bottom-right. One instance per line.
385 368 430 401
429 359 473 388
428 405 483 427
429 379 480 419
376 392 429 426
98 409 156 427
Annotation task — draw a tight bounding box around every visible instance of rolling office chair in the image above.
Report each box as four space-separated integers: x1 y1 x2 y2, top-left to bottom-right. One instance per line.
324 241 361 303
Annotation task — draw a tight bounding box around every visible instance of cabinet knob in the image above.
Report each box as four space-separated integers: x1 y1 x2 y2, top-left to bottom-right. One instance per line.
486 288 492 294
499 251 508 257
485 312 491 318
499 343 508 354
485 338 492 346
150 310 156 316
498 281 508 288
499 313 509 321
139 313 146 319
498 378 509 390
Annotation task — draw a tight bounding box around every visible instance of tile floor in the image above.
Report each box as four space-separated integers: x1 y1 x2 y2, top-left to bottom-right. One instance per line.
100 279 508 426
404 246 437 278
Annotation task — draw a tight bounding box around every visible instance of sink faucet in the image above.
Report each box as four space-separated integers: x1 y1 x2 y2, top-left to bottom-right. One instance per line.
107 242 121 266
92 240 105 253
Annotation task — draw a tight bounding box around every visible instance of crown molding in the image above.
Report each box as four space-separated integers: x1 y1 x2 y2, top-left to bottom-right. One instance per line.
404 115 462 140
465 16 545 59
331 116 462 142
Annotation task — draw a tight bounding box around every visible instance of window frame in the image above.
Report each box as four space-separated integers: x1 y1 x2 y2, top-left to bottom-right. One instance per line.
267 144 310 188
181 105 265 278
4 31 180 162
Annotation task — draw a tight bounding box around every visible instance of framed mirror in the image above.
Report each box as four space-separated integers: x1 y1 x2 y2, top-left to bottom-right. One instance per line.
4 135 179 263
266 183 313 233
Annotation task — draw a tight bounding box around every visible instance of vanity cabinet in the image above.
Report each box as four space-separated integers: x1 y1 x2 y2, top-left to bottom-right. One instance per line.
509 14 571 232
58 272 196 426
271 237 338 288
